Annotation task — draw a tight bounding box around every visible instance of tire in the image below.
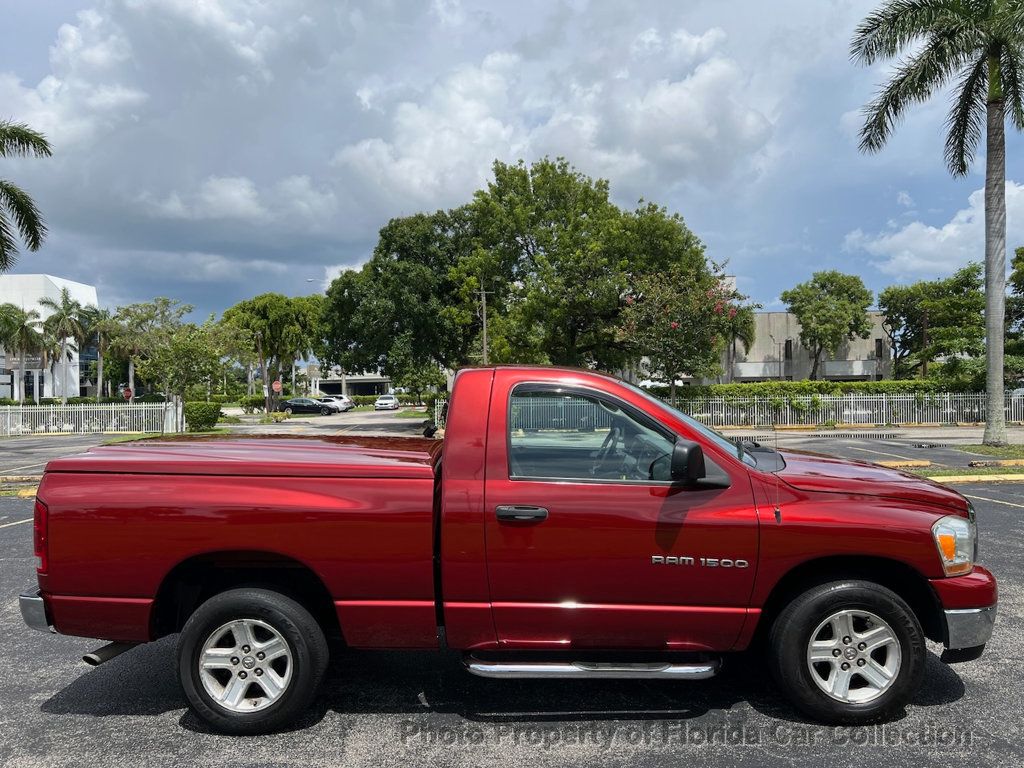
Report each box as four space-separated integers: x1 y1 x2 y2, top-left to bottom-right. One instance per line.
320 407 331 415
284 407 292 415
768 580 925 725
177 588 329 735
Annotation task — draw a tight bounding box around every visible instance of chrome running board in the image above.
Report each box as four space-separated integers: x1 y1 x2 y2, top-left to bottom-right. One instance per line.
464 656 721 680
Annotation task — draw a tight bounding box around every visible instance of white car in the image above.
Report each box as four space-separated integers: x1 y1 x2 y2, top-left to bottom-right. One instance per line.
318 396 354 413
374 394 400 411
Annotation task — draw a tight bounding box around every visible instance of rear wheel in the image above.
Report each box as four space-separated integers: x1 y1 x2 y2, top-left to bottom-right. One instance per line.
284 407 293 415
768 580 925 724
177 588 328 734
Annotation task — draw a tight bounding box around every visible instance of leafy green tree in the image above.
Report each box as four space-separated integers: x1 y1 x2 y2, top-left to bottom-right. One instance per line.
38 287 86 402
781 271 873 380
620 262 751 401
0 121 52 271
724 304 758 382
113 298 192 400
852 0 1024 443
0 303 42 403
324 158 711 375
1007 246 1024 355
137 320 233 429
222 293 322 411
322 209 477 377
880 264 986 377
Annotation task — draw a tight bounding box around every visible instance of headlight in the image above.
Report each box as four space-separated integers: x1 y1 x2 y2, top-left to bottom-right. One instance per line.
932 514 976 576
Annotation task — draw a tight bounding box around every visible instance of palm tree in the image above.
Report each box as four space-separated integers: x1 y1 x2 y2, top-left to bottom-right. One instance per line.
0 304 42 403
851 0 1024 446
81 306 116 399
725 306 757 383
39 288 85 403
0 120 52 272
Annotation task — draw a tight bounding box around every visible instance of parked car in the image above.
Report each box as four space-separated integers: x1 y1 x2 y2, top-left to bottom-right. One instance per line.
276 397 331 415
20 366 996 735
373 393 400 410
317 396 353 413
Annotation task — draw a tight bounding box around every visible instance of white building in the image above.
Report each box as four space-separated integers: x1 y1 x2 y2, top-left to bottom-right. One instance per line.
0 274 99 402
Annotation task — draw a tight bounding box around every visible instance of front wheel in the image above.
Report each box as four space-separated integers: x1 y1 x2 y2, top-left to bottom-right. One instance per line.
768 580 925 724
177 588 329 734
320 407 331 415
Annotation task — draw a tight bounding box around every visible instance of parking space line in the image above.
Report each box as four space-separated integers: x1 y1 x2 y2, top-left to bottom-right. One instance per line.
0 518 32 529
962 493 1024 509
845 445 920 462
1 462 47 473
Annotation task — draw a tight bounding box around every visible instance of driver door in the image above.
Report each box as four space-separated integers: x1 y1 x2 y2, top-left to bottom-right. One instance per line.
484 382 758 651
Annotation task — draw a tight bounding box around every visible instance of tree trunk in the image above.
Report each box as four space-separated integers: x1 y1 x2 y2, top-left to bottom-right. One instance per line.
983 94 1007 445
60 340 68 403
96 341 104 400
810 347 821 381
128 358 135 402
17 349 24 404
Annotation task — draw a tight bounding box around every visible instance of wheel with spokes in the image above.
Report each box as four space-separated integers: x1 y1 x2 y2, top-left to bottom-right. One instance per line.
769 580 925 724
177 588 328 734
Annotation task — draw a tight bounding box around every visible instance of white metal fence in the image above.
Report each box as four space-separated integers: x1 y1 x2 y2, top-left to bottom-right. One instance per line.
0 402 182 437
433 393 1024 429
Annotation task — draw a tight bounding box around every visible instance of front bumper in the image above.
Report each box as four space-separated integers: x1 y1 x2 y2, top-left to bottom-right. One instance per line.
944 605 996 650
19 588 52 633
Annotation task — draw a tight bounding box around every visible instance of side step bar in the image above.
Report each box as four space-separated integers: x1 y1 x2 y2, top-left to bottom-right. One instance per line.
464 656 721 680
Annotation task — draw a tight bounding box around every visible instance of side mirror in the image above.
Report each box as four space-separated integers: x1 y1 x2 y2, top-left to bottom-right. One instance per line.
671 439 706 484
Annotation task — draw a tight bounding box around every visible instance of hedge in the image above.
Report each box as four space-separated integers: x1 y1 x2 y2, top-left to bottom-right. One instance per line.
649 379 969 401
184 402 223 432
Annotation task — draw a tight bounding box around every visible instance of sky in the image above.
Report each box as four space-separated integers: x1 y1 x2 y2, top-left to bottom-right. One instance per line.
2 0 1024 318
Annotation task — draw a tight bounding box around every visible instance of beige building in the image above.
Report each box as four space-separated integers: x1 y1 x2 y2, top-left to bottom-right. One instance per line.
725 310 892 383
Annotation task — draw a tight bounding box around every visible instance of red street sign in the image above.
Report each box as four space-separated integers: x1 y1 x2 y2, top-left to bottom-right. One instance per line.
123 388 133 400
272 380 282 393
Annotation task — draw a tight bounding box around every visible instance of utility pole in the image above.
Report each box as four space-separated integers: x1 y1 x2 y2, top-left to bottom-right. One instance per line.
478 282 493 365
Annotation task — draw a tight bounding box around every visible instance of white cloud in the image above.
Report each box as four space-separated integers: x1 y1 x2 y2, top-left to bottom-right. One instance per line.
844 181 1024 277
147 176 266 221
333 30 773 208
896 190 914 208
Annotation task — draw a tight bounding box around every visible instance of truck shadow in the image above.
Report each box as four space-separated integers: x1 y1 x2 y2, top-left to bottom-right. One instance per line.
41 639 966 733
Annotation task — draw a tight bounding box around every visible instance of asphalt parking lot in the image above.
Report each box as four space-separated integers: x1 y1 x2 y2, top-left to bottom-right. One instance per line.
0 483 1020 767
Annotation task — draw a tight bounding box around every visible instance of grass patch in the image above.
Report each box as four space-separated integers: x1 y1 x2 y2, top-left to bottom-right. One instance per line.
913 465 1024 478
218 415 242 424
103 433 160 444
957 444 1024 459
394 409 428 419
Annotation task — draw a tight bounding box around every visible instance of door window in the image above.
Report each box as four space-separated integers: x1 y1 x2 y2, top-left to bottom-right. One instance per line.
508 387 675 482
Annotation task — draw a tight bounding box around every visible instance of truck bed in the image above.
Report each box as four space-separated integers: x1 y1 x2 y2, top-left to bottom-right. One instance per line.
45 435 441 479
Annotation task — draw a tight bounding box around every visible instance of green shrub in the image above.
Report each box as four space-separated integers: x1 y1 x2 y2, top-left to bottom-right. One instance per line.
0 397 16 406
136 393 166 403
240 394 267 413
66 396 97 404
649 378 966 401
38 398 59 405
184 402 222 432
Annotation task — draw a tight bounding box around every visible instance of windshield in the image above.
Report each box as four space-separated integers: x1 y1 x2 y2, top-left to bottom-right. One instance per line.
619 380 757 468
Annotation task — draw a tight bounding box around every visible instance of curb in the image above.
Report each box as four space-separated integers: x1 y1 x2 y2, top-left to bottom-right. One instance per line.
967 459 1024 468
927 474 1024 483
877 460 931 468
0 475 41 483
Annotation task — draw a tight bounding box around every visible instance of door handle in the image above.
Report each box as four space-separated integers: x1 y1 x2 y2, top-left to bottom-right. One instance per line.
495 505 549 522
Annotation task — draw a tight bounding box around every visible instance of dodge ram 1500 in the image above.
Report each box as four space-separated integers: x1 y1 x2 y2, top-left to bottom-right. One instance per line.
19 366 997 734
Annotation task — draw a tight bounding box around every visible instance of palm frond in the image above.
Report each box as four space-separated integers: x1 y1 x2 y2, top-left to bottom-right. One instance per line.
851 0 963 64
0 121 52 158
0 210 18 272
859 24 978 152
944 55 990 175
0 180 47 251
999 44 1024 131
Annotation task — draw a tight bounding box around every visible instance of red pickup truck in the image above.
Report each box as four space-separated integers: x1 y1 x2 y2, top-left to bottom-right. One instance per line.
20 366 996 734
